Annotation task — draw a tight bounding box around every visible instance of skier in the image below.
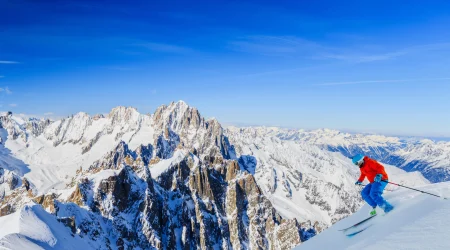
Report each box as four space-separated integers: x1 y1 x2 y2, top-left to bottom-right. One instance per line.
352 154 394 215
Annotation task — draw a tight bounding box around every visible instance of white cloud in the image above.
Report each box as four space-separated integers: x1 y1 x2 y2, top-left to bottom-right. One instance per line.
133 42 192 53
228 35 321 56
315 77 450 86
319 52 405 62
102 66 137 71
9 104 17 107
229 35 450 63
319 42 450 63
0 61 19 64
0 87 12 94
44 112 54 116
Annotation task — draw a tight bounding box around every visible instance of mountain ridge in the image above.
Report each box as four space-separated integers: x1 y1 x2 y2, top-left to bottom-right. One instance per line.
0 101 310 249
226 126 450 183
0 101 436 249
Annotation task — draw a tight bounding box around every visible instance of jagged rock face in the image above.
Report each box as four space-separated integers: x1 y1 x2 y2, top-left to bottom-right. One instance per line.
25 118 52 137
53 142 310 250
107 107 140 127
153 101 234 162
90 141 134 170
155 131 179 160
67 181 89 206
44 112 92 146
0 186 33 217
0 168 29 217
135 144 153 167
96 167 142 212
64 166 162 249
0 116 26 141
0 168 21 196
153 102 204 134
276 220 304 249
33 193 59 213
93 114 105 120
88 141 154 173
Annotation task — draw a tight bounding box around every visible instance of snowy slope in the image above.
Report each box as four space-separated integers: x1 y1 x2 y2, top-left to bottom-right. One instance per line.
294 181 450 250
0 204 92 250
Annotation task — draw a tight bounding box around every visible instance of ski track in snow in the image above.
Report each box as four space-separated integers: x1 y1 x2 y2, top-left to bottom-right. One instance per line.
295 182 450 250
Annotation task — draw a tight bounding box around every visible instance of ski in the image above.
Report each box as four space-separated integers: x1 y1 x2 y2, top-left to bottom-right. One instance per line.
345 225 372 238
338 214 377 232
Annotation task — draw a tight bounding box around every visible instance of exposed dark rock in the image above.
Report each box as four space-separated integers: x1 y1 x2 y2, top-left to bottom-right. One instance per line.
22 178 30 191
58 216 77 234
0 204 14 216
33 193 59 213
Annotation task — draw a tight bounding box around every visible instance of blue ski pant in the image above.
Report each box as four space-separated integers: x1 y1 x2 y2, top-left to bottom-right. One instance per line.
361 181 388 207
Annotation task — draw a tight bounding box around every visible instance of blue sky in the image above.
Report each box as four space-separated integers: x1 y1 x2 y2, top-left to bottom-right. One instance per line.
1 0 450 137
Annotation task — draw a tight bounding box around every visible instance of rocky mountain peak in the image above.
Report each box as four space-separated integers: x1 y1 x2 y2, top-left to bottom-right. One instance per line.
107 106 140 124
153 100 202 131
152 101 233 162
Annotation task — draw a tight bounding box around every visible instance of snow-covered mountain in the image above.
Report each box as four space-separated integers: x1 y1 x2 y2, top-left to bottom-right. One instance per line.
1 102 232 194
227 126 450 183
0 101 308 249
225 127 428 227
0 101 432 249
294 181 450 250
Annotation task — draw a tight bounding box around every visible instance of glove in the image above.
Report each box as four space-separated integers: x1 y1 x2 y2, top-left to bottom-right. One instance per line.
374 174 382 183
355 181 362 185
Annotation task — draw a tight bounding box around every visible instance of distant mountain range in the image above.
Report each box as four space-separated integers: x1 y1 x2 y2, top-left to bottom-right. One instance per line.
226 126 450 183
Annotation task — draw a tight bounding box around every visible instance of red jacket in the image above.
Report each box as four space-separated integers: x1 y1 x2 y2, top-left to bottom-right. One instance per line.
358 156 388 183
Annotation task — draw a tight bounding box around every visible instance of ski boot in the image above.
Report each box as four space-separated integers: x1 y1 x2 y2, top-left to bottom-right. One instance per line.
381 201 394 213
369 206 377 216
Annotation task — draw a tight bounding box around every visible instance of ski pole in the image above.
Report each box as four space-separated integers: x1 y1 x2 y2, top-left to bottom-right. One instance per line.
383 180 447 199
356 183 393 192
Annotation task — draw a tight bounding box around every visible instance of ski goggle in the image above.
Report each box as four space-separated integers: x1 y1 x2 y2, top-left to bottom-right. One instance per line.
354 160 363 166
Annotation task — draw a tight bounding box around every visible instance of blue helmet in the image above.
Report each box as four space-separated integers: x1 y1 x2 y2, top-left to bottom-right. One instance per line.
352 154 365 166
